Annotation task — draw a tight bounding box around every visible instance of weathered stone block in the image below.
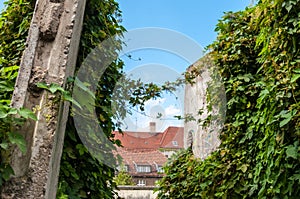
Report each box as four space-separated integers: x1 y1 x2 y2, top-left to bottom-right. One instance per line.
40 3 63 41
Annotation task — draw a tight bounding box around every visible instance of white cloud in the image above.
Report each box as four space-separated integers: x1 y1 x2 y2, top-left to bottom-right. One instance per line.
165 105 181 116
119 98 184 131
144 98 166 107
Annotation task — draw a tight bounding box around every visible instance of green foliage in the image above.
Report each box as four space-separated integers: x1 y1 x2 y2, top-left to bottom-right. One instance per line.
0 0 35 187
57 0 126 198
156 149 201 199
37 82 82 109
157 1 300 198
0 0 126 196
113 169 135 186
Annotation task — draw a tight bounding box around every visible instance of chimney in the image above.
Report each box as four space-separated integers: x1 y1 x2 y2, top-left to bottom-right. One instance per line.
149 122 156 132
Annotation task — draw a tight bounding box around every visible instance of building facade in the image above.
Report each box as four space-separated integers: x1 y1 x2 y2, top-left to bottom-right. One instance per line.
114 125 184 186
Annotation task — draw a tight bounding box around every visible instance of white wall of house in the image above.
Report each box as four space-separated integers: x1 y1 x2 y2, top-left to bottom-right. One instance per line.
160 150 176 158
115 186 157 199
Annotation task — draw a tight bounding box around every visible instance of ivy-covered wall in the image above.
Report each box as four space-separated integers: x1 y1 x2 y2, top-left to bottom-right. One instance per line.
157 0 300 198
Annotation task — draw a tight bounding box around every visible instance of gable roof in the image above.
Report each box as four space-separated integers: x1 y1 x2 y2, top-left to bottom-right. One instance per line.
113 131 163 151
113 126 184 150
116 147 167 177
117 148 167 166
160 127 184 149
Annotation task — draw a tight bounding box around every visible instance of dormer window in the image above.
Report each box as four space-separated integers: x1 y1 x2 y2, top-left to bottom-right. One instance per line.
117 164 129 172
124 164 129 172
136 165 151 173
157 166 164 173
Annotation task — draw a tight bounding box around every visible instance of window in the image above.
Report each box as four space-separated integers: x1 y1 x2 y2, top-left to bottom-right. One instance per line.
157 166 164 173
123 165 129 172
137 179 146 186
117 164 129 172
172 141 178 146
136 165 151 173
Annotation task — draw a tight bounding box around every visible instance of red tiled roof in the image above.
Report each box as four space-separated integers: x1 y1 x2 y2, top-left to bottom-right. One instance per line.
113 131 163 150
113 126 184 150
160 127 184 149
113 126 184 178
116 147 167 177
117 148 167 165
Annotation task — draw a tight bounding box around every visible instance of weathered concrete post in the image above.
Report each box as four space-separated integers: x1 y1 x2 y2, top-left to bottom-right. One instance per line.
1 0 86 198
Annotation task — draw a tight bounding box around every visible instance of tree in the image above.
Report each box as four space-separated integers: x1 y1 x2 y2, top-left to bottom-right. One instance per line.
113 166 135 186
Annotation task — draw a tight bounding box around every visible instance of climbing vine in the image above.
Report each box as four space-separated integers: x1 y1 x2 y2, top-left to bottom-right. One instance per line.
157 1 300 198
57 0 126 198
0 0 35 187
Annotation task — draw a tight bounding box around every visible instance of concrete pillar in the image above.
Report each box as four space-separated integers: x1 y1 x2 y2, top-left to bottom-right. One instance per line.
1 0 86 198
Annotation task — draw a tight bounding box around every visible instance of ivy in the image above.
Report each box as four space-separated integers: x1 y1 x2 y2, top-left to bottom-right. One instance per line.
0 0 35 187
57 0 126 198
157 1 300 198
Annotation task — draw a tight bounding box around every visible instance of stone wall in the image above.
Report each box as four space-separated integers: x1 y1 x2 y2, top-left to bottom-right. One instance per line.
184 55 225 159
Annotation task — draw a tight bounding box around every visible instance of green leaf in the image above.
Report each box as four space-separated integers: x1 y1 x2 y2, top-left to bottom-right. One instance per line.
36 82 49 89
74 78 96 99
279 110 297 127
76 144 87 156
289 174 300 182
294 68 300 73
280 117 292 127
0 109 8 119
8 108 17 115
240 164 249 173
8 132 27 154
62 92 82 109
0 82 14 92
1 65 19 73
49 83 65 94
286 145 298 159
18 108 37 121
37 83 65 94
0 142 8 149
291 74 300 83
2 165 14 181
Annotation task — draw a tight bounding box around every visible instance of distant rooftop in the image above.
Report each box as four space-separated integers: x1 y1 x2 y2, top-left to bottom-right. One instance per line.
113 126 184 151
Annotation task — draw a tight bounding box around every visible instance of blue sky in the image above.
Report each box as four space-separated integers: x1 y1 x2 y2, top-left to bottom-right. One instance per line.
117 1 251 74
117 0 251 48
116 0 251 131
0 1 251 132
